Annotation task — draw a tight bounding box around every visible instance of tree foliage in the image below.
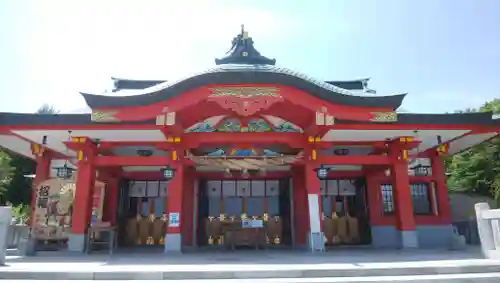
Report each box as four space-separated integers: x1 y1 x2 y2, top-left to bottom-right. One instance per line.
447 99 500 203
0 150 13 199
2 105 58 206
37 104 59 114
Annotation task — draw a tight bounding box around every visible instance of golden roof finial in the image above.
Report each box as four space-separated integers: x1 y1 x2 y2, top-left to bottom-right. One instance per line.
241 24 249 39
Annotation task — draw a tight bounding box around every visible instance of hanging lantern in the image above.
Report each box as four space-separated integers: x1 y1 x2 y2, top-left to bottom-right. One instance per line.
314 165 330 180
384 168 391 177
161 166 176 180
241 168 250 179
54 163 74 179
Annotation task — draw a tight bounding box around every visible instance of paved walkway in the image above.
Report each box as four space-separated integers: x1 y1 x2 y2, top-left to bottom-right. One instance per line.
2 247 500 281
2 247 496 270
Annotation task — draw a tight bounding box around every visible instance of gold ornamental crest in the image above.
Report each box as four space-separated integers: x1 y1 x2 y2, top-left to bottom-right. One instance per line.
370 111 397 122
209 87 280 98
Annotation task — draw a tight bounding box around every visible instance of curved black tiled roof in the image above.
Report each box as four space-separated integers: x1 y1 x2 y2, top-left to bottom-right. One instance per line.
0 113 151 125
81 65 406 110
326 79 369 90
335 112 495 125
0 112 496 127
111 78 165 92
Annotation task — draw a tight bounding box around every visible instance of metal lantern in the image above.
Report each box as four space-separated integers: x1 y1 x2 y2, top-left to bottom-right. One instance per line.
162 166 176 180
54 163 74 179
314 165 329 180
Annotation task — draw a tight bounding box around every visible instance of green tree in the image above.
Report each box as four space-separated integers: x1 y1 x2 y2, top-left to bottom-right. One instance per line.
447 99 500 203
0 150 13 202
37 104 59 114
2 104 58 205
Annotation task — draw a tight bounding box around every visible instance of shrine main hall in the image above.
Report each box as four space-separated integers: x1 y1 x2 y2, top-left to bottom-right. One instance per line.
0 28 498 253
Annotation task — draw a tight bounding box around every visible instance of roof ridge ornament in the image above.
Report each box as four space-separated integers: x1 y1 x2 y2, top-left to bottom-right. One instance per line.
215 25 276 66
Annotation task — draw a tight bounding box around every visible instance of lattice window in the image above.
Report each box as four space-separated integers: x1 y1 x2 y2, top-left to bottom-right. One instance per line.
411 183 432 215
381 184 394 214
380 183 432 215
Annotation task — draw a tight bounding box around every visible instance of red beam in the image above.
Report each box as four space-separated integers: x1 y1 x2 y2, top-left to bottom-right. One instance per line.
183 132 307 148
94 156 171 167
97 141 166 151
314 155 391 165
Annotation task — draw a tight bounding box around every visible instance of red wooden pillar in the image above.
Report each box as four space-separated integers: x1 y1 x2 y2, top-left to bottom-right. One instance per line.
69 160 95 252
28 150 52 226
105 177 119 225
391 157 418 248
165 164 183 252
292 167 308 246
365 169 383 226
181 168 194 247
430 153 451 223
304 162 323 250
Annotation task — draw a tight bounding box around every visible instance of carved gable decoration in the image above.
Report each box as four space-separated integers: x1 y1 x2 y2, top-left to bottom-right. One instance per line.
207 87 283 116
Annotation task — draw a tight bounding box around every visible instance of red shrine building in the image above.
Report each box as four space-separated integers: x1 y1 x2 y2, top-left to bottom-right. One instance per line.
0 28 499 253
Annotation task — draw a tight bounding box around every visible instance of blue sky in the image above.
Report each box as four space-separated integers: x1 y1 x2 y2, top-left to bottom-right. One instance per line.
0 0 499 114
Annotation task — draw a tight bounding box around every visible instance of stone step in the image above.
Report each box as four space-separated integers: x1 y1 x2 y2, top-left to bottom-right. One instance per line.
3 274 500 282
2 261 500 280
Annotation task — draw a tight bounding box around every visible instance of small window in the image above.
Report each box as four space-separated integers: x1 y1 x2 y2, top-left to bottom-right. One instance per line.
380 183 432 215
411 183 432 215
381 184 394 214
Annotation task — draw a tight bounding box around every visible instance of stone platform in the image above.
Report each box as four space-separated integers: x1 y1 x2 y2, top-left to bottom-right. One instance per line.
2 247 500 281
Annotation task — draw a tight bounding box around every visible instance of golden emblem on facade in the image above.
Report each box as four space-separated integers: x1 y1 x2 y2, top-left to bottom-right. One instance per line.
91 110 118 122
209 87 281 98
370 111 397 122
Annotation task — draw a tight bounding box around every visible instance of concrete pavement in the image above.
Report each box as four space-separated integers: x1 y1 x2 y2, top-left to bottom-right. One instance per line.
2 247 500 281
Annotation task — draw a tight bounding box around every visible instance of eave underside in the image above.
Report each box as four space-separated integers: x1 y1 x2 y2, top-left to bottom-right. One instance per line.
0 111 497 163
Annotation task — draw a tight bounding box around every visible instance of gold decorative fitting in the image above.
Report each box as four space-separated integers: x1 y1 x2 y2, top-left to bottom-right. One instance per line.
91 110 118 122
400 137 414 143
159 236 165 245
161 214 168 222
218 235 224 245
208 216 214 222
241 213 247 220
208 236 214 245
209 87 280 98
311 149 317 161
273 235 281 245
149 214 155 222
252 216 257 220
401 150 408 160
77 151 84 161
147 236 154 245
436 144 448 155
263 213 269 222
370 111 397 122
219 214 226 221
